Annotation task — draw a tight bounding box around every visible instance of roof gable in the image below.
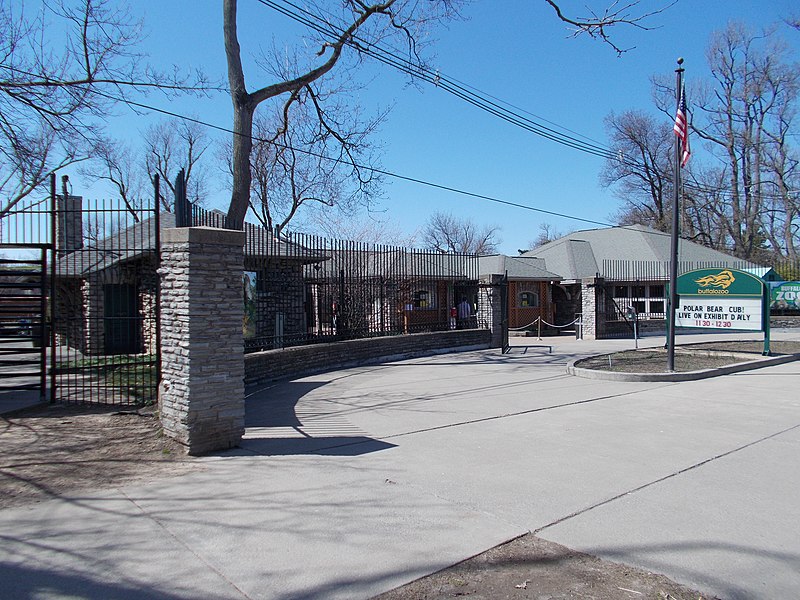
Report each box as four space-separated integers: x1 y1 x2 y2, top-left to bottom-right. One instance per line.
522 225 756 280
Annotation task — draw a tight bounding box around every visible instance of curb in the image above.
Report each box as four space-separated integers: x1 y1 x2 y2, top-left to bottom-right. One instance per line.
567 352 800 382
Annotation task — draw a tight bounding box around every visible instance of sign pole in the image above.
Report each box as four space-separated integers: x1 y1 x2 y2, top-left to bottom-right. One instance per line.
763 284 771 356
667 58 685 372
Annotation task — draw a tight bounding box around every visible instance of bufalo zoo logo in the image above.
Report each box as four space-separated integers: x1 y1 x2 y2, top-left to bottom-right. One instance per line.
694 270 735 294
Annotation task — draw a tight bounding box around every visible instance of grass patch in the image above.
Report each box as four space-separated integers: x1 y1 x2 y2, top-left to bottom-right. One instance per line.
58 354 157 404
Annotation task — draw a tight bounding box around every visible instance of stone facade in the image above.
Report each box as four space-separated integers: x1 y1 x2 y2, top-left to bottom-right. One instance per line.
580 277 604 340
159 227 246 455
55 256 158 356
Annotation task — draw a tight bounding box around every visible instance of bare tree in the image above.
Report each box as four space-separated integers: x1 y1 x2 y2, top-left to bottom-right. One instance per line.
422 211 500 254
601 110 674 231
144 119 211 211
222 0 463 228
544 0 676 55
526 223 566 251
234 94 385 232
78 138 146 220
687 23 799 259
0 0 207 217
223 0 673 229
614 23 800 260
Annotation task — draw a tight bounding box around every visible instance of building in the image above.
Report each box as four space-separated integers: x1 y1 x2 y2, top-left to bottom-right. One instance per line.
520 225 761 338
476 255 562 331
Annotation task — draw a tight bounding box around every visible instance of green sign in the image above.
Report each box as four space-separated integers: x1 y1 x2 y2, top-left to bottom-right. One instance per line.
770 281 800 310
674 269 769 353
677 268 764 297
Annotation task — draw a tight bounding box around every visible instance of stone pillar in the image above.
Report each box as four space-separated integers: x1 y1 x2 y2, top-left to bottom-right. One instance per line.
580 277 604 340
159 227 246 455
478 274 505 348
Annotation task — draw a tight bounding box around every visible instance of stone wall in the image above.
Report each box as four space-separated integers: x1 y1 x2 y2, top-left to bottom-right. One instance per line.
159 227 246 455
770 314 800 328
245 329 491 388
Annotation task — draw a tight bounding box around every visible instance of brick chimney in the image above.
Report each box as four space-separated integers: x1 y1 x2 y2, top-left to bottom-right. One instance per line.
56 175 83 256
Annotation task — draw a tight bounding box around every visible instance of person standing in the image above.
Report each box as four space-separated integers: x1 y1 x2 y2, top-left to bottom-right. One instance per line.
457 296 472 329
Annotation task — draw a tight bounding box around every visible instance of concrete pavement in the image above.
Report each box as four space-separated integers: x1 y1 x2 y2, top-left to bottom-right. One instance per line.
1 330 799 599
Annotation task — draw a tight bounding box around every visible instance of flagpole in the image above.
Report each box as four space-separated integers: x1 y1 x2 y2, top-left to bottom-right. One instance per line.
667 58 684 372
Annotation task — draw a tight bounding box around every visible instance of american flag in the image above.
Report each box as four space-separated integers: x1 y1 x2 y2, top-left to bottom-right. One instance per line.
674 86 690 167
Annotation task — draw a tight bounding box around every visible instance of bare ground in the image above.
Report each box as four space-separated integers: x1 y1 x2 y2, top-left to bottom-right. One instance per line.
0 402 198 509
374 534 712 600
0 401 716 599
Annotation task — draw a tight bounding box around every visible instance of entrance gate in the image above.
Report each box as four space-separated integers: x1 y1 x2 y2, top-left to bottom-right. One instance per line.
0 174 161 406
0 246 48 402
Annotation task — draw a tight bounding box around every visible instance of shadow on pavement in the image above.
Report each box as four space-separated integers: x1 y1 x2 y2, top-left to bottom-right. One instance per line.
242 380 396 457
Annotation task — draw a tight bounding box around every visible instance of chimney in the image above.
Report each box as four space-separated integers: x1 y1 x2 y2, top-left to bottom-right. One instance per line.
56 175 83 256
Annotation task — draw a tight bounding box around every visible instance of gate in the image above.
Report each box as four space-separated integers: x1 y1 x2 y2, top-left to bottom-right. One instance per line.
0 245 48 402
0 174 161 407
51 180 161 406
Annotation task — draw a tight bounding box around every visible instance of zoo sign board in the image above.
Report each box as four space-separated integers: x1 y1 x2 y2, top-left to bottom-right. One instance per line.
675 269 766 332
771 281 800 311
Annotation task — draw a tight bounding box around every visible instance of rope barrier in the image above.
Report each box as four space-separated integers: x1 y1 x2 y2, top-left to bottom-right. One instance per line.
509 316 580 331
540 316 581 329
508 319 541 331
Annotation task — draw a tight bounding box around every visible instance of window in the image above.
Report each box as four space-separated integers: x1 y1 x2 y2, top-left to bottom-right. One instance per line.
632 285 646 298
649 284 665 298
413 288 436 309
614 285 628 298
518 291 539 308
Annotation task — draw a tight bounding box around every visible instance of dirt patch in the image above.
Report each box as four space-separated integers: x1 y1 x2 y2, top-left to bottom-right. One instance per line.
375 534 712 600
576 340 800 374
0 403 199 509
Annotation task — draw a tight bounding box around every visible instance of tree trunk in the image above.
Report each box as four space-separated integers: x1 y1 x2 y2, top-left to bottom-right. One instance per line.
228 98 254 228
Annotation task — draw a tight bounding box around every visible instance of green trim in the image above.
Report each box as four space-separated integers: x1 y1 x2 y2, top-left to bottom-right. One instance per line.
677 268 764 297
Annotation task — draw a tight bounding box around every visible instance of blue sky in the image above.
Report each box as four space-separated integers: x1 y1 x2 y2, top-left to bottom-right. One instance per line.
68 0 800 254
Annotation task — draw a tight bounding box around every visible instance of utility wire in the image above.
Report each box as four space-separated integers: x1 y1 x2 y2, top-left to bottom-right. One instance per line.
256 0 799 200
257 0 618 159
87 86 613 227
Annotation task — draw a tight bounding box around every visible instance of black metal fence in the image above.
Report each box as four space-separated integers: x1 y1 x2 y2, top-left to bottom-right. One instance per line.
1 197 52 401
51 190 161 405
240 221 482 352
1 183 162 406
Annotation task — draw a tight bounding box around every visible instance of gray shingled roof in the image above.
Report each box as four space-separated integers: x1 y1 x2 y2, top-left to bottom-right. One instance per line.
56 212 325 277
477 255 561 280
522 225 756 281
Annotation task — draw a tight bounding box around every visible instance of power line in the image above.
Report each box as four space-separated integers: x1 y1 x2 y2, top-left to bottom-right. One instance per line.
88 87 614 227
256 0 618 160
255 0 799 201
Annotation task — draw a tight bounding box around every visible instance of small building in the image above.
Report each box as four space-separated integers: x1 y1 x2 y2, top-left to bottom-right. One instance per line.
520 225 760 339
54 211 325 356
477 255 562 331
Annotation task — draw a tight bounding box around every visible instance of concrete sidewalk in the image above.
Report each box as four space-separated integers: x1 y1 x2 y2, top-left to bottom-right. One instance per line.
1 330 799 599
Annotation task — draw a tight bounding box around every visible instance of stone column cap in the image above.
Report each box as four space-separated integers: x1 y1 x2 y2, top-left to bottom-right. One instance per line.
162 226 245 247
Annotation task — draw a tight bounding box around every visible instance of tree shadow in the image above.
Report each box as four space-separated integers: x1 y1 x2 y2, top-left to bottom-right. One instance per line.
242 381 396 457
0 561 212 600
